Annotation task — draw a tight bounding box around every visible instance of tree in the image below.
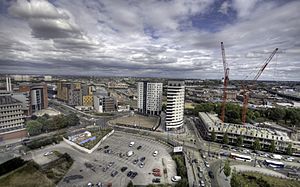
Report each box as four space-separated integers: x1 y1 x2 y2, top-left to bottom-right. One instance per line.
65 113 79 126
253 139 261 151
25 120 43 136
237 136 243 147
223 160 231 179
211 129 216 142
127 181 133 187
268 108 285 122
223 133 229 145
287 143 293 155
269 140 276 153
175 178 188 187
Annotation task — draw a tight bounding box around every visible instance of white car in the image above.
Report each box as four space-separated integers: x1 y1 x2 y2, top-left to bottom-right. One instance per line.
129 142 135 147
200 180 205 187
171 176 182 182
127 150 134 157
153 150 158 157
204 161 210 168
287 157 294 162
44 151 53 156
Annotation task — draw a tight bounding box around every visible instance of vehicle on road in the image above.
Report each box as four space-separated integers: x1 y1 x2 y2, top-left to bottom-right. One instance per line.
199 180 205 187
137 145 142 150
127 150 134 157
121 166 128 172
111 170 118 177
230 152 252 162
208 171 214 179
264 160 285 168
129 142 135 147
152 178 161 183
270 154 283 160
171 176 182 182
204 161 210 168
153 150 158 157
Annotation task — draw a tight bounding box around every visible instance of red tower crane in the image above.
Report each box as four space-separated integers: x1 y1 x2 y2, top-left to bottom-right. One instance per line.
241 48 278 124
221 42 229 123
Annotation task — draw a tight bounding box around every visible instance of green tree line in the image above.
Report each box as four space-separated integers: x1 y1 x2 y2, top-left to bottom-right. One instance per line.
25 113 79 136
191 102 300 127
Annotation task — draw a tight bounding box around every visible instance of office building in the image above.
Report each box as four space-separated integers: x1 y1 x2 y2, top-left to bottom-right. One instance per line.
18 84 48 115
94 95 116 113
137 82 163 115
0 96 27 141
68 83 82 106
166 81 185 131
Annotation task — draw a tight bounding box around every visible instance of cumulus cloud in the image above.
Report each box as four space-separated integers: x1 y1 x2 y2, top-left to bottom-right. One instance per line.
0 0 299 81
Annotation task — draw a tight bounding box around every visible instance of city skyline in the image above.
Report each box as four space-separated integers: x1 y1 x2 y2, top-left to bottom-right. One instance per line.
0 0 299 81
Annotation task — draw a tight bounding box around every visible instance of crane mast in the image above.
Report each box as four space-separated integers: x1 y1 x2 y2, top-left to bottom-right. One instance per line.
241 48 278 125
221 42 229 123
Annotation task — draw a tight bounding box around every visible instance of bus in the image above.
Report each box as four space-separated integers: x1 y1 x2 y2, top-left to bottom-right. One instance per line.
230 153 252 162
264 160 285 168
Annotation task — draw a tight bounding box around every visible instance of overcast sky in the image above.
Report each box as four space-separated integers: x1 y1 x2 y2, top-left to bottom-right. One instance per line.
0 0 299 80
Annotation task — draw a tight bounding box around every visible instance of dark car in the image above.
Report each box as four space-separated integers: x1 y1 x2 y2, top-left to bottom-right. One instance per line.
104 149 112 154
208 171 214 179
137 145 142 150
140 157 146 162
130 172 138 179
133 159 139 164
152 178 161 183
111 170 118 177
104 145 109 149
127 170 133 177
119 153 125 158
121 166 128 172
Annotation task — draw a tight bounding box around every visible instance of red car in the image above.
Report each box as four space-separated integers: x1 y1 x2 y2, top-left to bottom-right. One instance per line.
152 168 160 172
153 172 161 177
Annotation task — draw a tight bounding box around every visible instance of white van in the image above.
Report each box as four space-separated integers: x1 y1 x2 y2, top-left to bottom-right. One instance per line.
127 150 134 157
153 150 158 157
129 142 135 147
171 176 182 182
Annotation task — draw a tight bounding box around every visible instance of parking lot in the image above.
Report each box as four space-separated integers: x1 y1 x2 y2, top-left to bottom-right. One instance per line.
54 131 176 187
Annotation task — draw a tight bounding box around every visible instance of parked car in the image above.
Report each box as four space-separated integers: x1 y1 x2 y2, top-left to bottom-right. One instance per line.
140 157 146 162
152 178 161 183
121 166 128 172
153 172 161 177
204 161 210 168
171 176 182 182
44 151 53 156
152 168 160 172
127 151 134 157
133 159 139 164
127 170 133 177
129 142 135 147
104 145 109 149
199 180 205 187
139 162 144 168
111 170 118 177
130 172 138 179
137 145 142 150
108 162 114 167
153 150 158 157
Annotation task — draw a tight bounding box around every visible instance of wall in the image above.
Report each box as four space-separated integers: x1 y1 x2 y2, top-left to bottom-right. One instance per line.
63 129 114 154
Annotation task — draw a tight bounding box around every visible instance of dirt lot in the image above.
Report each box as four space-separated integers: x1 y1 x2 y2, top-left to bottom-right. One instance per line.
110 114 159 130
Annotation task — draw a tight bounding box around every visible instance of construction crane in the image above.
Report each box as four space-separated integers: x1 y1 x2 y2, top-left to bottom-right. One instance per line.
241 48 278 124
221 42 229 123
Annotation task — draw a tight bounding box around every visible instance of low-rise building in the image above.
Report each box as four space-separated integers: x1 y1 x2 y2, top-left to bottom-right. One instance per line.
196 112 298 153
